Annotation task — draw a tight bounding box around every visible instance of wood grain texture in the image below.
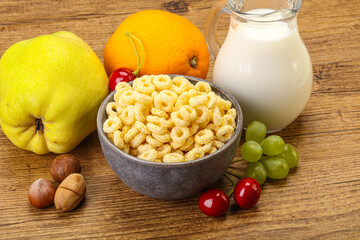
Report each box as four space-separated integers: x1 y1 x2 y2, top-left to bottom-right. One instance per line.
0 0 359 239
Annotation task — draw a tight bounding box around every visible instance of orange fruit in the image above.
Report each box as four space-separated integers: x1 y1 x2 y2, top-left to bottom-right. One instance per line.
104 10 209 79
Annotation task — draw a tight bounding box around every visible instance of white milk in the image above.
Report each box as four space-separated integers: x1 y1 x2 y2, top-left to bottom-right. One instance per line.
213 9 313 132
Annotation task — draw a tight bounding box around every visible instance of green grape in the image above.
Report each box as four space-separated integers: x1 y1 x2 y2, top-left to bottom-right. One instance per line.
260 135 285 156
277 144 299 168
263 157 289 179
241 141 262 162
245 121 267 143
246 161 267 185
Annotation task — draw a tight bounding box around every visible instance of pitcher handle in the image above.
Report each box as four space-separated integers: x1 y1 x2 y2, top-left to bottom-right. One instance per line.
204 0 230 60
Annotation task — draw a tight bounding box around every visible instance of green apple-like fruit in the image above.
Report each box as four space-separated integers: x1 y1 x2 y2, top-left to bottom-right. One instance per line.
0 31 109 154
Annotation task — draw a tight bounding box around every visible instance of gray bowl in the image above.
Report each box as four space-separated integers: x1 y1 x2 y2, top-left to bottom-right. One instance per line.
97 75 243 200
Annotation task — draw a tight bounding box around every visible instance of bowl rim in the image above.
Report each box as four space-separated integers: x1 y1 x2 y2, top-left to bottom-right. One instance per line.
97 75 243 167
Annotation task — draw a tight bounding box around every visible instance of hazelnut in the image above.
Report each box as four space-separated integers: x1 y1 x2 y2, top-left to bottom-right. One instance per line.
54 173 86 212
28 178 56 208
50 154 81 183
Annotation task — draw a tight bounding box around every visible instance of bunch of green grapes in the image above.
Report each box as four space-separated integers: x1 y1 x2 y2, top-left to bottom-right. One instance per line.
241 121 299 185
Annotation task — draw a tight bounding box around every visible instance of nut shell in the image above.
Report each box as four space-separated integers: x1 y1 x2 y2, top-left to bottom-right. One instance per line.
54 173 86 212
51 154 81 183
28 178 56 208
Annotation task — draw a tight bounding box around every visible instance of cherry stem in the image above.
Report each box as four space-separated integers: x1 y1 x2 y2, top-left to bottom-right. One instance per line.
125 31 145 77
224 173 236 197
231 158 245 164
226 169 244 180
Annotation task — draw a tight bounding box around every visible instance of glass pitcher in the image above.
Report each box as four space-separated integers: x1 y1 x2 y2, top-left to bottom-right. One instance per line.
205 0 312 132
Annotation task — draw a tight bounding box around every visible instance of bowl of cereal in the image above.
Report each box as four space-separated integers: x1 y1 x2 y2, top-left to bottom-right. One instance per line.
97 75 242 200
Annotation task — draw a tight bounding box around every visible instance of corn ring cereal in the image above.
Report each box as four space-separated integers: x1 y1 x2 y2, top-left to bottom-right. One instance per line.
171 111 190 127
171 76 192 94
222 114 236 128
227 108 236 119
179 105 197 121
195 81 212 93
216 125 235 142
189 95 207 107
163 153 184 163
134 121 151 134
171 126 190 144
195 142 213 153
154 92 176 112
152 132 171 143
103 115 122 133
124 128 140 143
113 130 125 149
184 148 204 161
157 144 171 159
206 92 218 109
195 105 210 124
134 102 149 122
194 129 214 145
146 135 163 147
120 105 136 126
188 122 199 136
138 149 158 161
213 140 225 149
151 107 169 119
208 147 217 155
137 143 156 154
179 136 194 151
106 102 118 117
147 122 168 135
212 106 223 126
133 76 155 95
130 132 147 148
152 75 172 90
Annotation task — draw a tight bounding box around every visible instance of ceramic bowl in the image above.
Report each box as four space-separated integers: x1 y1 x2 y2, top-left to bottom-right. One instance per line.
97 75 243 200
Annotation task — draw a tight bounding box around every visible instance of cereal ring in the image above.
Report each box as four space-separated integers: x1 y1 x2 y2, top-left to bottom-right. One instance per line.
133 76 155 95
213 140 225 149
226 108 237 119
171 126 190 144
206 92 218 109
170 140 185 149
137 143 156 154
189 95 207 107
179 105 197 121
151 107 169 119
120 105 136 126
124 128 140 143
222 114 236 128
106 102 118 117
135 93 152 106
195 81 212 93
188 122 199 136
207 147 217 155
174 89 197 110
120 90 137 105
212 106 223 126
138 149 158 161
103 115 122 133
206 123 220 135
161 90 178 102
130 132 147 148
163 153 185 163
179 136 194 151
217 98 232 111
147 122 168 135
115 82 132 92
134 121 151 134
152 75 172 90
194 129 214 145
171 76 192 94
184 148 204 161
195 105 210 124
146 115 171 128
171 111 190 127
157 144 171 159
151 91 159 100
134 102 150 122
106 133 114 143
113 130 125 149
154 92 176 112
123 143 130 154
130 148 139 157
122 125 131 135
195 142 213 153
216 125 234 142
152 132 171 143
172 149 184 156
146 135 163 147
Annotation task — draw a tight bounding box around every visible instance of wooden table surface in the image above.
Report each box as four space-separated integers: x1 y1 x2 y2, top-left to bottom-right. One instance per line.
0 0 359 239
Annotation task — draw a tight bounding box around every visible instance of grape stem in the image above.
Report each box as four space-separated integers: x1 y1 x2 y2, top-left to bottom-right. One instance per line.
125 31 145 77
224 173 236 197
226 169 244 180
231 158 245 164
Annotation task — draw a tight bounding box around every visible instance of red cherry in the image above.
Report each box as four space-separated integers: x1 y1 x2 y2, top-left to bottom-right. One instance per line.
199 188 230 217
109 68 136 91
234 177 261 209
